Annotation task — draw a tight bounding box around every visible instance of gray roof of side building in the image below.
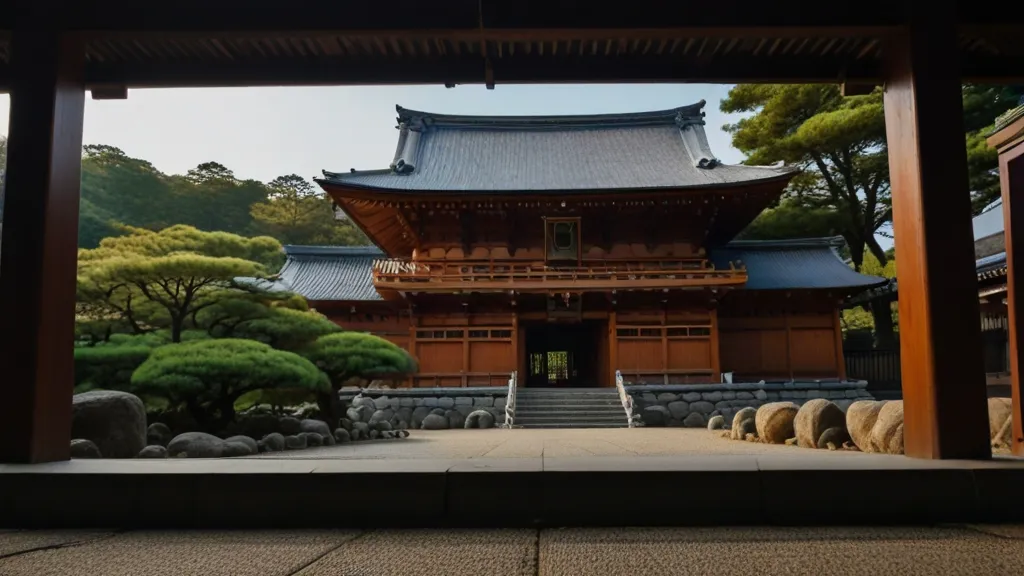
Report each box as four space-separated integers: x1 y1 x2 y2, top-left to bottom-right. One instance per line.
318 102 797 193
274 245 384 301
709 237 887 291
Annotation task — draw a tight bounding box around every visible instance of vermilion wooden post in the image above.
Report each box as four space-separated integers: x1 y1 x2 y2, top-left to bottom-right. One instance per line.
988 117 1024 456
0 26 86 463
882 17 991 459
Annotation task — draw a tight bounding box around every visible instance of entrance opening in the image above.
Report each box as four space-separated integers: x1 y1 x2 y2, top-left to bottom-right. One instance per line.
524 321 604 388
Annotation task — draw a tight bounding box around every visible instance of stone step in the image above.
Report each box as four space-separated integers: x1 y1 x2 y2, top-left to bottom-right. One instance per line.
515 416 627 426
516 393 619 400
515 410 625 419
515 399 621 405
514 404 623 412
518 422 627 429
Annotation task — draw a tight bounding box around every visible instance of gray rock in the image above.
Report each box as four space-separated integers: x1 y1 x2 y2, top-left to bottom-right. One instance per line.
818 426 851 449
261 433 285 452
657 392 679 402
643 405 671 427
474 396 495 407
352 396 377 410
338 418 353 432
667 401 690 420
753 389 768 401
71 390 146 459
137 445 168 458
168 432 227 458
707 415 727 431
682 412 706 428
369 409 395 424
447 410 466 429
399 397 415 408
465 410 496 429
736 391 754 400
284 435 307 450
369 429 380 440
845 389 861 399
386 397 401 410
689 401 715 414
279 417 302 435
430 408 446 416
642 393 658 403
422 414 448 430
424 397 440 407
495 397 507 411
299 432 323 447
731 407 758 440
765 392 780 401
222 442 253 457
350 428 362 441
397 430 410 438
804 390 827 400
300 419 334 445
413 398 425 407
721 391 736 400
70 439 103 459
396 407 413 423
345 407 363 423
736 418 757 440
455 405 475 417
438 397 456 409
147 423 173 447
374 420 393 432
334 428 351 443
714 401 730 411
412 407 432 428
381 431 395 439
702 391 723 402
682 392 702 402
828 391 847 400
224 435 259 454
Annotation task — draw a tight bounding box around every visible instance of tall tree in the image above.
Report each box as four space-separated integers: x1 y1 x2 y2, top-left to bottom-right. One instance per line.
250 174 368 245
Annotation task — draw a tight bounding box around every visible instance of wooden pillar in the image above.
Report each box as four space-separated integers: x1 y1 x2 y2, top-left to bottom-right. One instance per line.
709 308 721 383
0 26 86 463
833 309 847 381
988 115 1024 456
882 15 990 459
608 310 618 380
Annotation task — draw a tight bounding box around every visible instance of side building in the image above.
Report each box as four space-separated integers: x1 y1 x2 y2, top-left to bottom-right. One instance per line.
282 102 885 388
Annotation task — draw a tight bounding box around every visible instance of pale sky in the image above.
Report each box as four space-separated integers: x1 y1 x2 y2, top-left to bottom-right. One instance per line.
0 84 893 248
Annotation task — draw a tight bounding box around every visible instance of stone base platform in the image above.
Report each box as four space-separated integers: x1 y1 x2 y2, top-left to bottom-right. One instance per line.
2 452 1023 529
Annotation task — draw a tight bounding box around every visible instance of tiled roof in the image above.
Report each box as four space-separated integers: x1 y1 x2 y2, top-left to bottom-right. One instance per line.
319 103 797 193
275 245 383 302
710 237 887 291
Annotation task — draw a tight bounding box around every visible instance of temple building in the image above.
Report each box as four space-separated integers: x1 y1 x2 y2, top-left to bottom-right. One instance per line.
279 102 885 388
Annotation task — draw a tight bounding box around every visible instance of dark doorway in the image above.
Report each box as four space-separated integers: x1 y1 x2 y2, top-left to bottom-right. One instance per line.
524 321 603 388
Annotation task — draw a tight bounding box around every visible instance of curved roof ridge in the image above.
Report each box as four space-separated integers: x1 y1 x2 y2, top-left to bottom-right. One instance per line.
283 245 384 257
724 236 846 249
395 101 707 130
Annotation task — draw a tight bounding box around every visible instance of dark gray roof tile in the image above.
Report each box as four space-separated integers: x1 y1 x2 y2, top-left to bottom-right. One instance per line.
276 245 383 301
710 237 887 291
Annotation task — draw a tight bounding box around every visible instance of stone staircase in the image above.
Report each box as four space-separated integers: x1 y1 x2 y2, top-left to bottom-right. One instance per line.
514 388 628 428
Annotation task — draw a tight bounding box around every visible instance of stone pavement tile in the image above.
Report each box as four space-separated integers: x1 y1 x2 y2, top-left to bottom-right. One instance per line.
0 530 359 576
538 526 1024 576
296 529 536 576
0 530 113 558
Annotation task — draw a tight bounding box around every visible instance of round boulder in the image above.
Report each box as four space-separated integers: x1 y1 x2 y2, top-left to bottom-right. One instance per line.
846 401 886 451
168 432 227 458
707 415 726 431
137 445 169 458
989 397 1013 448
731 407 758 440
868 400 904 454
222 441 254 457
71 390 147 459
465 410 496 429
261 432 285 452
147 423 173 447
643 405 671 427
284 434 307 450
70 439 103 459
279 417 302 436
334 428 351 443
374 420 393 432
755 402 799 444
446 410 466 429
411 407 432 429
682 412 706 428
817 426 851 450
224 435 259 455
667 401 690 420
300 419 335 445
299 432 323 447
794 399 846 449
352 395 377 410
421 413 449 430
735 418 757 440
338 418 353 432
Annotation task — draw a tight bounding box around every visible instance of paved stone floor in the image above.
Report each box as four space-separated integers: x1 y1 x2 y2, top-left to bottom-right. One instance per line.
247 428 877 460
3 526 1024 575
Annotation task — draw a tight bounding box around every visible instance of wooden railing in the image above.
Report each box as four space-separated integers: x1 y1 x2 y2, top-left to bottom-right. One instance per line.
373 258 746 291
502 371 517 429
615 370 637 428
409 372 512 388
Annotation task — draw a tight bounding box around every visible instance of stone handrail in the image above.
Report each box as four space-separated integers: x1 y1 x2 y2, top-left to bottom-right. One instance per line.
502 371 517 428
615 370 636 428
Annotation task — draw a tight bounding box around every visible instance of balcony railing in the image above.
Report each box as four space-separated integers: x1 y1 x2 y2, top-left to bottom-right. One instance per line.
372 258 747 293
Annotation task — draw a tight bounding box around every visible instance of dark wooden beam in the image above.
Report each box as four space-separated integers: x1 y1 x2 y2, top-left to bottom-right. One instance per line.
0 26 86 463
882 14 990 459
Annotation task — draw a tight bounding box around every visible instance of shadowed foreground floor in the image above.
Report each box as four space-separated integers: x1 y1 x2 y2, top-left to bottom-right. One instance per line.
2 526 1024 575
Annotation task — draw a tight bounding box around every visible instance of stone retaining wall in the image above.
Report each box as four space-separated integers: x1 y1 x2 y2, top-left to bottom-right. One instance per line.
626 381 873 428
344 388 511 430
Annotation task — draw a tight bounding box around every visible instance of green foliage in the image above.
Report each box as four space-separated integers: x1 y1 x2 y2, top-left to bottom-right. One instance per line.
302 332 417 384
75 344 153 393
739 197 843 240
250 174 369 246
842 252 898 335
76 225 283 342
198 293 341 350
131 338 329 425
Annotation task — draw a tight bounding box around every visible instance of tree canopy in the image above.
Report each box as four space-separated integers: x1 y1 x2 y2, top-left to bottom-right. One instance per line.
249 174 368 245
